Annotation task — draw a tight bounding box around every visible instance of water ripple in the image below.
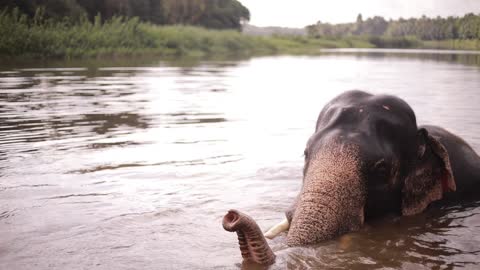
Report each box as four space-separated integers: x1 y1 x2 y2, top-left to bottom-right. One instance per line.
1 53 480 269
42 193 113 200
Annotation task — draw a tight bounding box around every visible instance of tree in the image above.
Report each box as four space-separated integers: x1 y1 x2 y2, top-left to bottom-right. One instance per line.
363 16 388 36
356 13 363 24
353 13 363 35
0 0 250 30
1 0 86 20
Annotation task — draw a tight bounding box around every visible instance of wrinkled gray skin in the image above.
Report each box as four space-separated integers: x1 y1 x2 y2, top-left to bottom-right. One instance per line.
224 90 480 266
223 210 276 265
286 143 366 246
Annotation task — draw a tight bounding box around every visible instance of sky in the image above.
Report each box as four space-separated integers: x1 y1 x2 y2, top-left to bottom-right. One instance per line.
238 0 480 28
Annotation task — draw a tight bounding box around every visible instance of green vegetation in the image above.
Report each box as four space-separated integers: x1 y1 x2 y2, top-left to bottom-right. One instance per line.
420 39 480 51
307 13 480 50
366 36 419 49
1 0 250 30
1 4 479 60
363 36 480 51
0 8 375 59
307 13 480 40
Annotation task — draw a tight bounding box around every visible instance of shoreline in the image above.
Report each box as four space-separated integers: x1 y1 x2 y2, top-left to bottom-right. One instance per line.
1 14 479 61
2 37 479 61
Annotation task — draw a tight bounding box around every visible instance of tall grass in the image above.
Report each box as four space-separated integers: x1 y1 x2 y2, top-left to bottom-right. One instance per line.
0 8 155 58
0 8 373 59
1 8 477 60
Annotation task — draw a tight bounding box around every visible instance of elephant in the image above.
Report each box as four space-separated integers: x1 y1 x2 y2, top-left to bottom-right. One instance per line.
222 90 480 266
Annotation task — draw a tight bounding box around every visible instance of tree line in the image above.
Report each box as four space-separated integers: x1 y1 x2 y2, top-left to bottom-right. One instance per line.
0 0 250 30
307 13 480 40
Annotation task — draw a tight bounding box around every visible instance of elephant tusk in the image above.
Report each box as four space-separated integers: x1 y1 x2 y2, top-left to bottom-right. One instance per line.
264 218 290 239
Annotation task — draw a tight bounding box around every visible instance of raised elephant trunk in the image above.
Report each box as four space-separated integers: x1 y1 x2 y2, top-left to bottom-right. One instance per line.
222 210 276 265
223 144 367 265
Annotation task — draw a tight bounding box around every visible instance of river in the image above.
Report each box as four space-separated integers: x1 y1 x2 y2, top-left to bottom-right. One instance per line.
1 49 480 269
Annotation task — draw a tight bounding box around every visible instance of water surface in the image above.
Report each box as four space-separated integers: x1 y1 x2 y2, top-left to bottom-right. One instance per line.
1 50 480 269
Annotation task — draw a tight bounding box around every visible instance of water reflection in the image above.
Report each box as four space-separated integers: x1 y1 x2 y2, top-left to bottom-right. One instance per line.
0 50 479 269
83 113 149 134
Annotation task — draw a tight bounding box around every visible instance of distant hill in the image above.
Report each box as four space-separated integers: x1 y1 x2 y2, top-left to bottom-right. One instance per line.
243 24 307 36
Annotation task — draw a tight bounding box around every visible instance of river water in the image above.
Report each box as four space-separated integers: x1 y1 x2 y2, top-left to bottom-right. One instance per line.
1 50 480 269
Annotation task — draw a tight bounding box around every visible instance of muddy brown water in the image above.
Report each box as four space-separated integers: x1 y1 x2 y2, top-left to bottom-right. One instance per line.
1 49 480 269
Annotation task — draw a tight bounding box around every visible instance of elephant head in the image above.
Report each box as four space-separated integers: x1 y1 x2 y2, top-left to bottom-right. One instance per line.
224 90 456 265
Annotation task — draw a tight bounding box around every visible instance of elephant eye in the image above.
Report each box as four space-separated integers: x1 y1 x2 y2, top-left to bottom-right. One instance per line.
303 149 309 159
373 159 389 177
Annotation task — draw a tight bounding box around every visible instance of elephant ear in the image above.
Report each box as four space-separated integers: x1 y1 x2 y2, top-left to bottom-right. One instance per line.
401 128 456 216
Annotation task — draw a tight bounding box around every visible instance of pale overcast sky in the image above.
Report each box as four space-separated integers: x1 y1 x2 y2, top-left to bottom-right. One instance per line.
238 0 480 27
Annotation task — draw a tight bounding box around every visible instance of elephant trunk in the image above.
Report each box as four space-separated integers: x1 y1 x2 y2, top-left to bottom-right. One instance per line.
287 144 366 246
223 209 276 266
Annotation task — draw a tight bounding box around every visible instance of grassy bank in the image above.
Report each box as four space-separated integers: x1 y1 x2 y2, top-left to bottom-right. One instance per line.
420 39 480 51
0 9 374 59
367 36 480 51
0 9 478 60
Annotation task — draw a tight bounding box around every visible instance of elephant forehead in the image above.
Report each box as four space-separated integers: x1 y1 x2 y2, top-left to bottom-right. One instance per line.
317 93 417 134
306 143 363 184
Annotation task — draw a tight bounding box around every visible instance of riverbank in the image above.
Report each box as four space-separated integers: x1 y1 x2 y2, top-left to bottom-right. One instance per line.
420 39 480 51
366 36 480 51
0 11 478 60
0 11 370 59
